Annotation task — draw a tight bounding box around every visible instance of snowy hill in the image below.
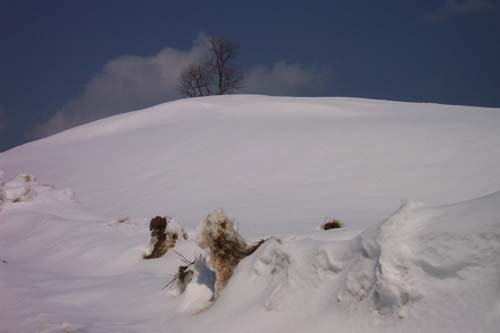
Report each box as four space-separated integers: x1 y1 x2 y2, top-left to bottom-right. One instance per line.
1 95 500 332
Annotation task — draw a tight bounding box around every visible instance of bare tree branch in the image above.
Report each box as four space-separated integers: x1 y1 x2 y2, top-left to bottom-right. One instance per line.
178 64 212 98
206 36 244 95
178 36 244 98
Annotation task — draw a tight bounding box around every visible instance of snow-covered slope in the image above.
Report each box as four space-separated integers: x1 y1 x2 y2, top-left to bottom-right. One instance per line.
2 95 500 234
1 95 500 332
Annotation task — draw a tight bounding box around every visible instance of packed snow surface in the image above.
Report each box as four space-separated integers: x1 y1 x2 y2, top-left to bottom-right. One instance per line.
1 95 500 332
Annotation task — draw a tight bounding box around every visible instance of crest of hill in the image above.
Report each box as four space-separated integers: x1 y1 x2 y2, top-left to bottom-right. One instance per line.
1 95 499 236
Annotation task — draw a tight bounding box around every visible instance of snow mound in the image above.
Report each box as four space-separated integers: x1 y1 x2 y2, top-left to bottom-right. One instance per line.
344 193 500 322
0 172 75 209
200 193 500 332
180 257 216 314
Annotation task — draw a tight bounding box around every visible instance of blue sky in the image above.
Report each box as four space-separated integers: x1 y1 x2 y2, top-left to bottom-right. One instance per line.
1 0 499 151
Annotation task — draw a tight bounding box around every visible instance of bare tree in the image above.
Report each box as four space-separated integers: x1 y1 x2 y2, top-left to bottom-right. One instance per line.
205 37 244 95
178 64 212 97
178 36 243 98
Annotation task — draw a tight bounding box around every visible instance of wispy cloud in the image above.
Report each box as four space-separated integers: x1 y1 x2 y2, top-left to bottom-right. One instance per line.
35 34 335 138
423 0 499 22
242 62 334 96
34 33 209 138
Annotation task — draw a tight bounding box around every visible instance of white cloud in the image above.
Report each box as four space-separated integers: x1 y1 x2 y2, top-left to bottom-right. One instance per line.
242 62 334 96
423 0 499 22
35 34 209 138
35 34 335 138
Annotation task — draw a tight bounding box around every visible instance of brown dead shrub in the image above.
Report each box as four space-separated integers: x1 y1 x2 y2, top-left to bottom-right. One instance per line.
143 216 187 259
197 209 265 293
22 175 35 182
321 217 343 230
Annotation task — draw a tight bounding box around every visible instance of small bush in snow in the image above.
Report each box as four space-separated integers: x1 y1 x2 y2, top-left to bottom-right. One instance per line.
164 255 216 310
164 256 217 314
197 209 265 293
321 217 344 230
0 173 37 207
143 216 187 259
176 264 195 294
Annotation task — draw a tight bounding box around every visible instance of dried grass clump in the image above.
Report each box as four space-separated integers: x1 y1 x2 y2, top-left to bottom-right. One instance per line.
22 175 35 182
321 217 344 230
143 216 187 259
197 209 265 292
0 173 35 207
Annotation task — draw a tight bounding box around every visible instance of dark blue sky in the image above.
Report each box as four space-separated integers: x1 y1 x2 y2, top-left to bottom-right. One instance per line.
1 0 499 151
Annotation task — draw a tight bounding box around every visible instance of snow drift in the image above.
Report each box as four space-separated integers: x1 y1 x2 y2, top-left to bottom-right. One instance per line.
1 172 498 332
197 194 500 333
1 95 500 332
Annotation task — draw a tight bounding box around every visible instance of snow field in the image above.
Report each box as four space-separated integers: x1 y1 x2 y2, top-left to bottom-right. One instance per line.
1 95 500 332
